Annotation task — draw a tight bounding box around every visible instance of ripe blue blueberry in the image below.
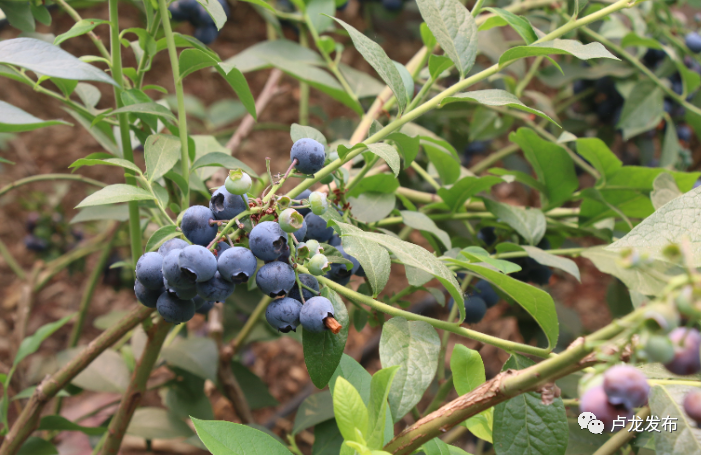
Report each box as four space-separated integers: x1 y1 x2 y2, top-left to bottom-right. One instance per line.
296 189 313 216
329 235 342 247
265 297 302 333
158 238 189 256
178 245 218 283
195 300 215 315
603 365 650 409
529 264 552 285
381 0 403 11
181 205 218 246
684 390 701 425
162 250 195 289
256 261 296 297
218 246 258 283
291 220 307 242
291 138 326 174
300 296 335 333
156 292 196 324
209 187 248 221
477 227 496 246
288 273 319 303
686 32 701 53
664 328 701 375
167 0 197 21
579 384 633 431
463 296 487 324
135 252 164 290
304 213 334 242
168 283 198 300
134 280 164 308
473 280 499 308
325 245 359 285
249 221 289 262
197 272 236 302
678 125 693 143
195 25 219 45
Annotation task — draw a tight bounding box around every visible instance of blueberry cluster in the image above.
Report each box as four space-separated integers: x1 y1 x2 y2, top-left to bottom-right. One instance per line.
579 365 649 431
448 279 500 324
24 211 83 257
132 137 355 334
168 0 230 44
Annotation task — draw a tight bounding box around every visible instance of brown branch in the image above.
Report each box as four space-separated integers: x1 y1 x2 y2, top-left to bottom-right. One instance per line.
101 319 171 454
384 313 642 455
225 69 284 154
0 306 155 455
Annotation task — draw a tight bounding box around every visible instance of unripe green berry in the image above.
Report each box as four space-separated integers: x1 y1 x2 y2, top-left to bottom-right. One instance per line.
644 334 676 363
305 239 322 256
643 303 680 333
224 169 252 195
279 209 304 233
277 196 291 210
310 191 328 215
320 174 333 184
308 253 331 275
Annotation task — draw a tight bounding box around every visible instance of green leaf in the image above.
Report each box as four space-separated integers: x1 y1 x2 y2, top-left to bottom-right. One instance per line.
446 262 559 349
0 38 117 86
660 120 681 168
37 416 106 436
69 158 143 175
379 317 440 422
0 101 71 133
366 143 402 176
333 221 464 318
63 108 120 155
437 176 502 212
341 235 391 297
484 199 546 246
441 90 557 126
606 185 701 266
70 205 129 224
330 18 408 113
145 225 180 252
307 0 335 33
428 54 453 80
313 420 344 455
483 7 537 44
366 366 399 448
521 246 581 282
215 64 257 120
347 174 399 198
162 336 218 381
196 0 228 30
415 0 478 79
509 128 577 210
493 355 568 455
400 211 451 250
500 39 618 66
422 438 474 455
0 1 35 32
616 80 664 140
349 193 396 223
192 418 291 454
17 438 57 455
575 137 622 184
127 407 193 440
14 314 74 367
54 19 109 46
75 184 155 208
460 247 523 274
329 354 373 404
144 133 182 182
620 32 662 50
333 377 369 442
303 288 350 388
465 410 493 444
387 132 420 168
293 391 335 434
291 123 327 145
164 368 214 420
649 384 701 455
393 61 414 104
179 48 218 79
450 344 485 395
98 102 176 125
190 151 258 177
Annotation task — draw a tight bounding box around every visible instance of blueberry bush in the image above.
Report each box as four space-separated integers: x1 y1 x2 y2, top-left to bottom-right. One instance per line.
2 0 701 454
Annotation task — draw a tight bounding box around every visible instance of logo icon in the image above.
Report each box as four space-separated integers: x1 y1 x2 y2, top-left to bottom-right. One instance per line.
578 412 605 434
